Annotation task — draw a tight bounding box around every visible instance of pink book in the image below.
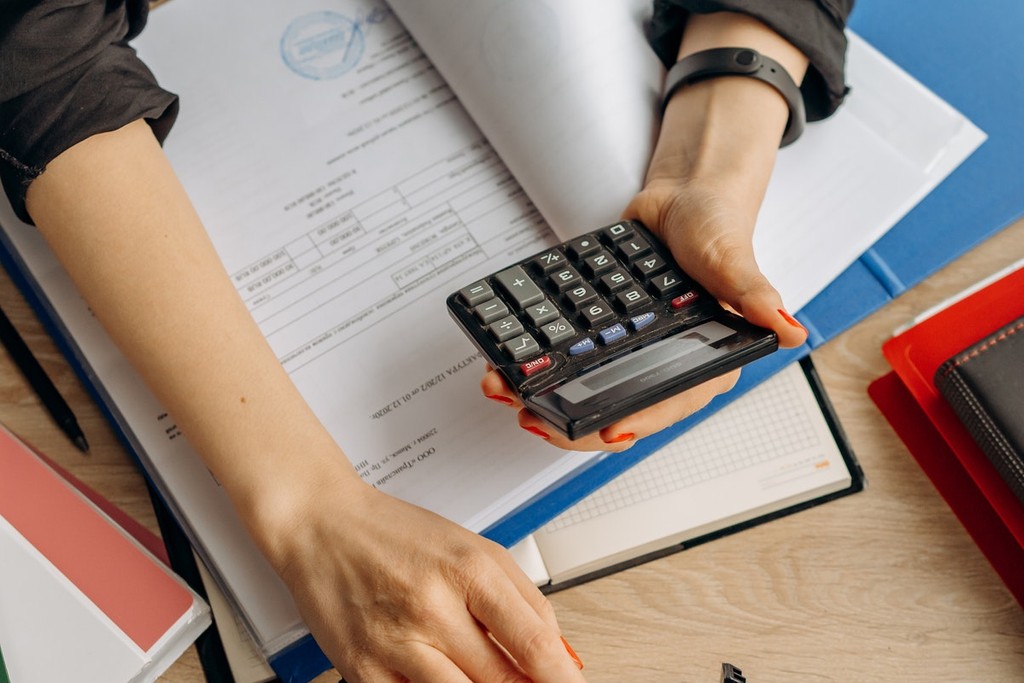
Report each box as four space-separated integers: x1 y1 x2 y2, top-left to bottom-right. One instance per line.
0 424 210 682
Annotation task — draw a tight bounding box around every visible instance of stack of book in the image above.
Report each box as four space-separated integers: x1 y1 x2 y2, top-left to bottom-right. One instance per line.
869 262 1024 606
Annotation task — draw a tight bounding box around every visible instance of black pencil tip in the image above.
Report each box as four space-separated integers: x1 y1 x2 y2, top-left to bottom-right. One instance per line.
73 434 90 453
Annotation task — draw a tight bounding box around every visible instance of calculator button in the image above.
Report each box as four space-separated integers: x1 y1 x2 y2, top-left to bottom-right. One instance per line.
474 298 509 324
520 354 553 377
539 317 576 345
460 281 494 306
582 249 616 277
504 333 541 361
579 301 616 328
599 267 634 294
568 337 596 356
670 291 700 309
632 254 669 280
629 312 657 331
650 270 689 297
532 249 567 273
616 236 652 262
565 235 601 260
548 266 583 291
598 323 628 345
615 286 651 312
489 315 524 341
601 222 634 243
495 266 545 309
564 283 599 310
524 299 559 326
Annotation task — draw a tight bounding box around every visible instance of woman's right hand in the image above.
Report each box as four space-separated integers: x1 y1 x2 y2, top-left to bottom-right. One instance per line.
267 474 587 683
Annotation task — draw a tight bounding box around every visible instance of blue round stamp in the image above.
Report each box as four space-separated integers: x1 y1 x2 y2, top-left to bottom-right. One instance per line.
281 11 364 80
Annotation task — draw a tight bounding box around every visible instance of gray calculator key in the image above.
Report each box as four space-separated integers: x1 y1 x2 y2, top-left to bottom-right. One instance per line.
549 266 583 291
532 249 567 273
564 282 599 310
503 333 541 361
583 249 616 277
525 299 559 326
599 267 633 293
539 317 575 345
474 298 509 324
495 266 545 309
489 315 524 341
459 281 494 306
615 286 651 312
566 235 601 260
579 300 616 327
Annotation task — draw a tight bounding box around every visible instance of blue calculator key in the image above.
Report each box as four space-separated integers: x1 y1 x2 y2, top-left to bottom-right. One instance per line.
598 323 628 345
629 312 656 331
568 337 596 356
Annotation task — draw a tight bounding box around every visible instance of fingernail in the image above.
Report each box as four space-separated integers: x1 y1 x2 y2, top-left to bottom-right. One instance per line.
603 432 635 444
522 425 550 439
486 394 514 405
777 308 807 333
561 636 584 670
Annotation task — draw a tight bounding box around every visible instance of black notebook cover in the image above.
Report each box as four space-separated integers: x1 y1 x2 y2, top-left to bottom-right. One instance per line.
934 316 1024 506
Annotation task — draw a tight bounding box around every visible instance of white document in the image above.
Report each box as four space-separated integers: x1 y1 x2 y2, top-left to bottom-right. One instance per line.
390 1 985 312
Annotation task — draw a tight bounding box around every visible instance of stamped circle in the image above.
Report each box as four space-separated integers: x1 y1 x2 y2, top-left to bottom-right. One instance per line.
281 11 364 80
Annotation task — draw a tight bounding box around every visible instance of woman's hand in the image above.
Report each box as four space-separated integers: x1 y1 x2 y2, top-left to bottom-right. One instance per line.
271 477 587 683
481 12 811 452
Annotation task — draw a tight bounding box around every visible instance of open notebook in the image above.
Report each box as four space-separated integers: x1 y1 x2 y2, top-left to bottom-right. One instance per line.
512 359 860 588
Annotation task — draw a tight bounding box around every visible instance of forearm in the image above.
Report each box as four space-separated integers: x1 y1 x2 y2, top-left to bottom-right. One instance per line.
651 12 809 213
24 119 364 562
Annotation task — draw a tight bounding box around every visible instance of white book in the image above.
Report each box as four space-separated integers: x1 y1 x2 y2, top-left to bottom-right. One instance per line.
0 0 982 679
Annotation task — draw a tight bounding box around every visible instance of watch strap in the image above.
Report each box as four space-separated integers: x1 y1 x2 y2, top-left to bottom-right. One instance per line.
661 47 806 147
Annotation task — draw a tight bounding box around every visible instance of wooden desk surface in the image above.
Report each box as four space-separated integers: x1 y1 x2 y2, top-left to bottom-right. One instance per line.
1 218 1022 682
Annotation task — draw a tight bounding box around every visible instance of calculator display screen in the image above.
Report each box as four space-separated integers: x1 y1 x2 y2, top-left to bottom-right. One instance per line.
553 321 738 405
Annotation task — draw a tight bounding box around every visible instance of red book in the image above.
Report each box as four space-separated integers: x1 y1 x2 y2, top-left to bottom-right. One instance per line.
868 372 1024 605
873 261 1024 604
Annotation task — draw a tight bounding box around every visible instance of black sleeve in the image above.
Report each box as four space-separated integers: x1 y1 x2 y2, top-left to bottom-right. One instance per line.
0 0 178 223
647 0 855 121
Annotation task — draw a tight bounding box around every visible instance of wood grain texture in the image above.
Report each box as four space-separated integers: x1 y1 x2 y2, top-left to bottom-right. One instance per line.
2 218 1021 682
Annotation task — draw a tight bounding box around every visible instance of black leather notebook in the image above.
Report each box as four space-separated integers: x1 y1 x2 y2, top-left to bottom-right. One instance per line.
934 316 1024 505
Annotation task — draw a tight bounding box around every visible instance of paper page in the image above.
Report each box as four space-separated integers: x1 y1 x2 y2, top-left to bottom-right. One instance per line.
194 554 276 683
530 363 852 583
0 0 598 656
386 3 985 313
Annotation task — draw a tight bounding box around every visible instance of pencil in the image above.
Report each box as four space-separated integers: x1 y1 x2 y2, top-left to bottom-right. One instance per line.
0 304 88 453
0 638 10 683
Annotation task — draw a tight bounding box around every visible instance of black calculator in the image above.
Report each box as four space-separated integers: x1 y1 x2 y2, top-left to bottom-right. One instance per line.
446 220 778 439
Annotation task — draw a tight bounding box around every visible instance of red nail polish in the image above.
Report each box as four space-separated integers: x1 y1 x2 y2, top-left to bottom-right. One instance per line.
604 432 635 444
485 394 514 405
561 636 584 670
522 425 551 439
777 308 807 333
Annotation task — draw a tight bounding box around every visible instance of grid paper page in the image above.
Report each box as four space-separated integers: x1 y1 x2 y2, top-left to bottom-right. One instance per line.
545 364 820 531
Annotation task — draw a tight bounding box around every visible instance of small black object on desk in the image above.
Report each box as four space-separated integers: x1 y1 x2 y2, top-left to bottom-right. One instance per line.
722 662 747 683
0 304 88 453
